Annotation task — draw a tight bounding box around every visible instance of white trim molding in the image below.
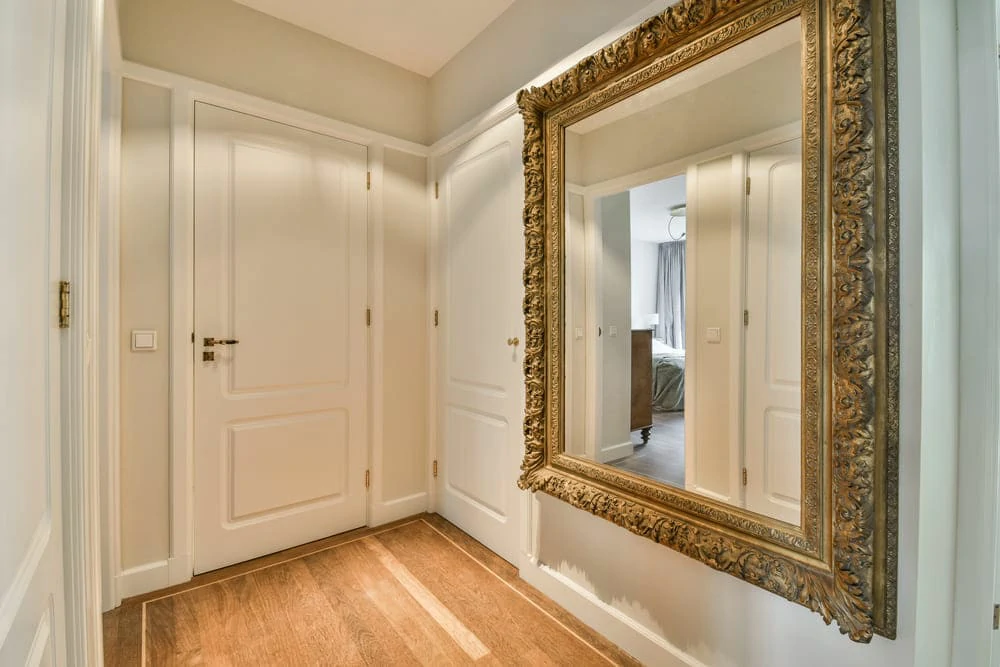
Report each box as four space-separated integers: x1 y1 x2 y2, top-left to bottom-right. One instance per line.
62 0 106 663
97 69 122 612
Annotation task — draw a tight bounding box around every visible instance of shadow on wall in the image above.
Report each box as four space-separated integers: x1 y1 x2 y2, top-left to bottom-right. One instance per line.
533 494 905 667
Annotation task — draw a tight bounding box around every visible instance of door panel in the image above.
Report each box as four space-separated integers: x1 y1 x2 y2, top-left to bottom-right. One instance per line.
744 138 802 525
437 117 524 564
0 0 67 663
194 103 368 573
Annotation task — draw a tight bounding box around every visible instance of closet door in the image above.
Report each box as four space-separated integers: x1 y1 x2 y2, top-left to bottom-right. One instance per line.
744 137 803 525
193 102 369 573
435 117 525 564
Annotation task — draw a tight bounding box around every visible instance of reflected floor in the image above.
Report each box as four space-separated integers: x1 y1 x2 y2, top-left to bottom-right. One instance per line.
610 412 684 488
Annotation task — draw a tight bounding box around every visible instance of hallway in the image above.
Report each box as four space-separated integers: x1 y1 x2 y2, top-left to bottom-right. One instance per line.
103 516 638 666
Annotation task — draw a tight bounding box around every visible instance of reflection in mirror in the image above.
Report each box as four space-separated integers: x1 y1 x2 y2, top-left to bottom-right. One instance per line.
563 18 803 525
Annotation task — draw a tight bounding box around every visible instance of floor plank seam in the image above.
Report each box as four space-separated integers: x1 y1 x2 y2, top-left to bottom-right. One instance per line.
417 518 618 667
130 515 625 666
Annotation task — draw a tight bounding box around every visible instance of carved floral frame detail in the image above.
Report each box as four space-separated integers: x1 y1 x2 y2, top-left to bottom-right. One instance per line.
516 0 898 642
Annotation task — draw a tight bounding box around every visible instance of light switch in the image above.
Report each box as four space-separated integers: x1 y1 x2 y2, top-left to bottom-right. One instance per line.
575 327 584 340
131 330 157 351
609 325 619 337
706 327 722 344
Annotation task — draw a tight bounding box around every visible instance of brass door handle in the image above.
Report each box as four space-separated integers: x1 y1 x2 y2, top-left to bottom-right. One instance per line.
204 337 240 347
507 337 520 347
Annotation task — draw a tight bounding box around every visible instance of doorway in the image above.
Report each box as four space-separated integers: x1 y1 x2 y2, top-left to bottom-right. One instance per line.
192 103 370 573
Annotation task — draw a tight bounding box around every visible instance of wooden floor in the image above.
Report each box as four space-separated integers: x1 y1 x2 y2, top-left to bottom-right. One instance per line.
612 411 685 488
104 514 640 666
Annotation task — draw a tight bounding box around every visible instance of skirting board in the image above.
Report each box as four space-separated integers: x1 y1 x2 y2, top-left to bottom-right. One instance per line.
117 560 169 600
599 440 635 464
518 554 707 667
117 554 192 600
369 492 429 527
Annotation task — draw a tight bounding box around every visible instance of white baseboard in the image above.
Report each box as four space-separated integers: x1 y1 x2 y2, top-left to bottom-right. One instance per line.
369 491 429 527
518 554 706 667
117 560 169 600
117 555 191 600
599 440 635 463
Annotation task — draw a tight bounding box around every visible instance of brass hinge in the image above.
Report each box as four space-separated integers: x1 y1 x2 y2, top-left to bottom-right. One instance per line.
365 469 370 489
367 171 371 190
434 182 439 199
744 310 749 326
745 176 751 195
433 460 438 478
742 467 748 486
993 604 999 630
366 308 372 327
433 309 439 327
58 281 71 329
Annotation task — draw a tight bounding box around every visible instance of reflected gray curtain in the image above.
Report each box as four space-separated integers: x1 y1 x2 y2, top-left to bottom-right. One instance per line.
655 241 686 349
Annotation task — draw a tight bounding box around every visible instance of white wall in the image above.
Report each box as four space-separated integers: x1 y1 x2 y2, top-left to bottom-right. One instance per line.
575 44 800 187
630 240 658 330
685 156 739 503
118 0 430 144
598 193 633 462
429 0 652 141
432 0 958 663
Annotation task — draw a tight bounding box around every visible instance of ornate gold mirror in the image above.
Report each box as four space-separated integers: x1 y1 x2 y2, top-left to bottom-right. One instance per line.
517 0 898 642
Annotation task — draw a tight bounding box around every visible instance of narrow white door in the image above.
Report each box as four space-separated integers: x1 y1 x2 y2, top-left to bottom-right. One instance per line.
193 103 369 573
0 0 68 663
744 138 802 525
436 117 524 564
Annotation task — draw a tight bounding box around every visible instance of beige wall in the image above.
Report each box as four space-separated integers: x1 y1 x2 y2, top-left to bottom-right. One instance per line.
381 149 430 501
428 0 651 141
575 44 801 187
598 192 632 460
119 0 430 144
687 156 738 498
119 79 172 569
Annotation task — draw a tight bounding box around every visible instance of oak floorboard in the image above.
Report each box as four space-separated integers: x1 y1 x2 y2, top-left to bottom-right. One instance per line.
103 514 639 666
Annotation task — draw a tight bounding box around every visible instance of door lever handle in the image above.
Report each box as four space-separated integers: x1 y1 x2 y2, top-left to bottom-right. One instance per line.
204 337 240 347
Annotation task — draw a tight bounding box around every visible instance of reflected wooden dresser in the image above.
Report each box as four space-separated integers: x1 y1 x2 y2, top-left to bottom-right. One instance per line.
631 329 653 444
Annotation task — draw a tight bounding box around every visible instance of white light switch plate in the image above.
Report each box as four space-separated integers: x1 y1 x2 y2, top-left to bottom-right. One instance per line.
609 325 618 337
131 330 157 351
706 327 722 344
575 327 584 340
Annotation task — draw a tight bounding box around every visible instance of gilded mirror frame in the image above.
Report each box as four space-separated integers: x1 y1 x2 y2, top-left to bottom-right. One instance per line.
516 0 898 642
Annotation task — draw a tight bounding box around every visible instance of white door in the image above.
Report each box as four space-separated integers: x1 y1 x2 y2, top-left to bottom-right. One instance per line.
744 138 803 525
0 0 68 664
436 117 524 564
193 103 369 573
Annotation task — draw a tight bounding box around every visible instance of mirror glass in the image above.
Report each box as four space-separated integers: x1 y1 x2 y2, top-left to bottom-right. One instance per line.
563 19 803 525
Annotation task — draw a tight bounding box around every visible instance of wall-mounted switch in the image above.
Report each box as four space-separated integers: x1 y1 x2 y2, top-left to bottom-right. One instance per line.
575 327 584 340
609 325 619 337
706 327 722 344
131 330 157 351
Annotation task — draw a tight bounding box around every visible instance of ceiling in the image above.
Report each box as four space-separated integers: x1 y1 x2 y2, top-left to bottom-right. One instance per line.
630 175 687 243
231 0 516 76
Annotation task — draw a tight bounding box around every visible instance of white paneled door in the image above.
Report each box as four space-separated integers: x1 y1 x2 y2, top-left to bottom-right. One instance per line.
743 138 803 525
0 0 68 663
436 117 525 564
193 103 369 574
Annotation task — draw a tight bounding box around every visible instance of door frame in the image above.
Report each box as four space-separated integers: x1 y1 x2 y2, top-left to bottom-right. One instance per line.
59 0 106 663
97 60 430 605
